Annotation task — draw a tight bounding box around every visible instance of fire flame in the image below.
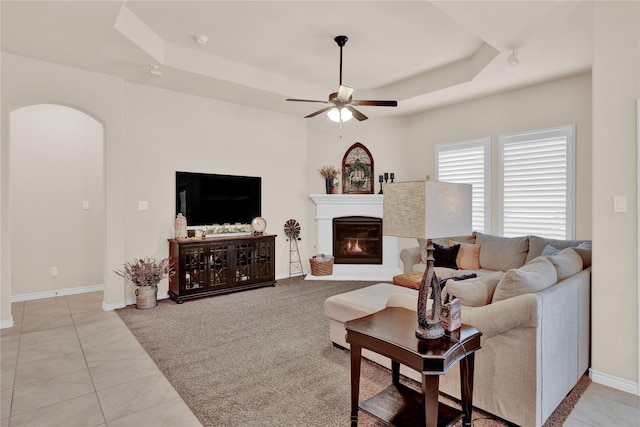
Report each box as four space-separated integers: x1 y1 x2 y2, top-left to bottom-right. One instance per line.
347 239 363 254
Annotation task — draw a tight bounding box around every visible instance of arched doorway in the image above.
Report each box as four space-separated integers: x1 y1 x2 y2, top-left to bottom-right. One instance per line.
9 104 105 300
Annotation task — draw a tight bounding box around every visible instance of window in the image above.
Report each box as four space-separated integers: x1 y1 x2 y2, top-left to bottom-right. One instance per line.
436 138 491 233
498 125 575 239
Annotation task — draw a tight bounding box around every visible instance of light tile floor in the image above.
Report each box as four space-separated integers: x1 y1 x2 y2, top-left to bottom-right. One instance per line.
1 292 201 427
1 291 639 426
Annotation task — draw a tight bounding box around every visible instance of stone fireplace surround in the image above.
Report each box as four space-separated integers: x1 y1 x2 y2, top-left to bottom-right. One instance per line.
307 194 402 281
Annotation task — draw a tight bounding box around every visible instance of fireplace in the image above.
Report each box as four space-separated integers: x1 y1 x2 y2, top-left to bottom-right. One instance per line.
333 216 382 264
308 194 402 281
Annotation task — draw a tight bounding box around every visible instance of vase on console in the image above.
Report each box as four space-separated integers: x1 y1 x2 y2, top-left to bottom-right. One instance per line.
319 165 339 194
325 178 334 194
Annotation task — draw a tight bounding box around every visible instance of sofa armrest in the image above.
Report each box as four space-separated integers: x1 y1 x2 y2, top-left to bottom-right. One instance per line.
461 293 542 339
399 247 421 273
386 291 541 339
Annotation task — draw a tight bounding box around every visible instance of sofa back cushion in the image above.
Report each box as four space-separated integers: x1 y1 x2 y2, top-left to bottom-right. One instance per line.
475 232 529 271
526 235 592 266
543 246 584 281
492 256 557 302
445 271 504 307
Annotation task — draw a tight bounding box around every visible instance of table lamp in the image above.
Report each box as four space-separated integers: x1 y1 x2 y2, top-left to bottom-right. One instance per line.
383 180 472 339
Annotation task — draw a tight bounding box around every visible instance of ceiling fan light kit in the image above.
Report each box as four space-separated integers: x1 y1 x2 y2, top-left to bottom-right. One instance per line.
328 106 353 122
286 35 397 123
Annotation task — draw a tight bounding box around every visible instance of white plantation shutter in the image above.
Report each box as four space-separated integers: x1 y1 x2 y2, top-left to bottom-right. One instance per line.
498 125 575 239
436 138 490 233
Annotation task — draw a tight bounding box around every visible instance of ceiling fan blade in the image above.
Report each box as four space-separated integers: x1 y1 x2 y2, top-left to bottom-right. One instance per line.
304 106 333 119
352 100 398 107
337 85 354 102
286 98 328 103
345 105 368 121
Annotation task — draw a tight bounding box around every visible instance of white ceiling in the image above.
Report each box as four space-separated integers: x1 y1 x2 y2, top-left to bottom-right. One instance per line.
1 1 593 119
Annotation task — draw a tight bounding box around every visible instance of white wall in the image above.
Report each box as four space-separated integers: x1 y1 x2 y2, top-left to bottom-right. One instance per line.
1 52 125 325
405 72 592 239
591 1 640 392
122 82 308 298
10 105 104 296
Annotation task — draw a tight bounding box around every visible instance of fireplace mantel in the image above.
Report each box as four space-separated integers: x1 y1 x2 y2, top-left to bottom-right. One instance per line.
307 194 402 281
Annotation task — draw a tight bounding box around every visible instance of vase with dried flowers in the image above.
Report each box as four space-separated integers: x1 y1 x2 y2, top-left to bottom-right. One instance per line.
319 165 339 194
115 257 174 309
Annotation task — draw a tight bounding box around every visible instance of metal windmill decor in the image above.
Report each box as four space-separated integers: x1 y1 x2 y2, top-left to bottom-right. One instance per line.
284 219 303 277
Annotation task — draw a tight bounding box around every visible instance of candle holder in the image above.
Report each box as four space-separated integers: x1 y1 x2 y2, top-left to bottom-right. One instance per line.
384 172 389 183
378 175 384 194
390 173 395 183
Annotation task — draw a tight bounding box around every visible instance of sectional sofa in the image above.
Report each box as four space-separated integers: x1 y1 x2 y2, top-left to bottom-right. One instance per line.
324 232 592 427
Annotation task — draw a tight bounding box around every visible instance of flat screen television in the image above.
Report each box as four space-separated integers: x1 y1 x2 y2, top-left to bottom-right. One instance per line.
176 172 261 226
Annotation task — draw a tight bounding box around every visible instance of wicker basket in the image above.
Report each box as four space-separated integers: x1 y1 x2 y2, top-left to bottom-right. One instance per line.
310 255 334 276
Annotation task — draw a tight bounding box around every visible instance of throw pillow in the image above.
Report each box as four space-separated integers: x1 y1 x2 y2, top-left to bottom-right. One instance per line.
492 256 558 302
541 244 561 256
545 247 583 281
448 239 481 270
434 243 459 269
475 232 529 271
445 271 504 307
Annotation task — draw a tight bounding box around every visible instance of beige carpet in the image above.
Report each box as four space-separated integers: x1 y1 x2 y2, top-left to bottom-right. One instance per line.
117 276 589 426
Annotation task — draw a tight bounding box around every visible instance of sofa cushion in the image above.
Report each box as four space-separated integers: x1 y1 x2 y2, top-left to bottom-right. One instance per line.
573 241 592 268
445 271 504 307
324 283 417 323
475 232 529 271
543 246 584 281
449 239 481 270
526 235 591 264
492 256 557 302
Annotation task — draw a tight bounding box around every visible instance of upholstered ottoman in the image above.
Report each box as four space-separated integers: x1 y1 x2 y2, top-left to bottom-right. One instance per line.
324 283 422 380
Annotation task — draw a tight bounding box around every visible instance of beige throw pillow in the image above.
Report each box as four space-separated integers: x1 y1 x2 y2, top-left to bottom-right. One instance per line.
445 271 504 307
448 240 481 270
492 256 557 302
545 247 583 281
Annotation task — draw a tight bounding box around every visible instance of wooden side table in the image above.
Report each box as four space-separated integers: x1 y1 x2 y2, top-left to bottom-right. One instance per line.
345 307 481 427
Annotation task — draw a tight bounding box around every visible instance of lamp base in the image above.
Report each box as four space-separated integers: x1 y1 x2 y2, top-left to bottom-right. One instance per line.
415 315 445 340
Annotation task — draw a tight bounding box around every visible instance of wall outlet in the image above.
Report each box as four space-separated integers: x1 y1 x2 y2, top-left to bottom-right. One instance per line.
50 267 58 277
82 201 90 210
138 201 148 211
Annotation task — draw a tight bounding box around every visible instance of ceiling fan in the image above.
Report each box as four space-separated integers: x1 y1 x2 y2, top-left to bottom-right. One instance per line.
286 35 397 122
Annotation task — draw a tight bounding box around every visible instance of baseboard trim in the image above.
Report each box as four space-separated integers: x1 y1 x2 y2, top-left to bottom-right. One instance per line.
102 300 126 311
0 316 14 329
11 284 105 302
590 368 639 395
105 292 170 311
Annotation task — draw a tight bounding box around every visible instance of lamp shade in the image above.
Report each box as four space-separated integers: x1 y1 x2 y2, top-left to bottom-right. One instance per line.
383 180 472 239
